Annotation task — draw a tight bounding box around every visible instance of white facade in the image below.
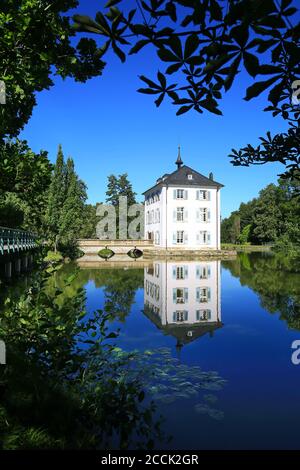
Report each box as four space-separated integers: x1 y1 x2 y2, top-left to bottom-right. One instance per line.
144 164 222 250
144 260 221 344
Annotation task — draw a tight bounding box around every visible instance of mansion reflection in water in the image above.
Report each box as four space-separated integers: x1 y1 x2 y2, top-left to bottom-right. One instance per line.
144 260 222 348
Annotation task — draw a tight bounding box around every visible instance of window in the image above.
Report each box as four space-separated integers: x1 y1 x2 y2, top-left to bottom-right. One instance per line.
177 230 184 244
177 207 184 221
172 265 188 279
188 174 193 180
176 266 184 279
196 265 211 279
200 288 208 302
196 287 211 303
155 231 160 245
155 263 160 277
174 311 188 322
196 309 212 321
197 190 210 201
174 189 188 199
173 287 188 304
155 285 160 301
197 231 211 245
156 208 160 223
176 288 184 303
197 208 210 222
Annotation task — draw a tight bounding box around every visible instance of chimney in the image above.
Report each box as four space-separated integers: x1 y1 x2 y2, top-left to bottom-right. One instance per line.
209 172 214 180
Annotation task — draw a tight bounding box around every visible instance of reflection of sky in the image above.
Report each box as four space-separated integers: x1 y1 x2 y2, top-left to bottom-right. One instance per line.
83 264 300 450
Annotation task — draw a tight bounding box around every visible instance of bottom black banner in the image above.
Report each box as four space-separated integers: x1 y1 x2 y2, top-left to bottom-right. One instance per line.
0 450 299 466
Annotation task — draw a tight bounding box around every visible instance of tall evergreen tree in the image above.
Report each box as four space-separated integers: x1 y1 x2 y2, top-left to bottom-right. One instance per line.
106 173 136 206
118 173 137 206
45 145 66 251
106 175 119 207
45 147 87 253
59 158 87 247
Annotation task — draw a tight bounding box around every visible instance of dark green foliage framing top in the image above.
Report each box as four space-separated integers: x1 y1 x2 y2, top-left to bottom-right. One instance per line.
0 0 105 138
1 1 299 177
73 0 300 178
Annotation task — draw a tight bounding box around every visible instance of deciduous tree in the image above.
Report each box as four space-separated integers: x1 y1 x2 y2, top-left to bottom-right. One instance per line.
0 0 105 138
73 0 300 179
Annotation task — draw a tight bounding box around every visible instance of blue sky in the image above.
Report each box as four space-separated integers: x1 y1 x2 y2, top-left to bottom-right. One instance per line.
20 0 290 217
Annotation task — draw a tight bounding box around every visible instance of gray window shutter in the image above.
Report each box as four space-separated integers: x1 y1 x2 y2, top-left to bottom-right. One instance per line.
207 265 211 277
184 190 188 200
196 265 200 278
207 309 211 320
173 288 177 303
207 191 211 201
184 232 188 244
172 266 176 279
196 190 199 200
184 265 188 279
196 310 200 321
173 189 176 199
184 209 188 222
207 210 211 222
207 232 211 244
184 288 188 302
207 288 211 301
173 312 176 322
173 232 176 244
196 232 200 244
173 210 177 222
184 310 188 321
196 209 200 222
196 287 200 302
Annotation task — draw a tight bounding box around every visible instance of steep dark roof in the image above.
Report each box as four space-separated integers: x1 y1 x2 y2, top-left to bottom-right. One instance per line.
143 306 223 346
143 165 223 195
164 321 223 345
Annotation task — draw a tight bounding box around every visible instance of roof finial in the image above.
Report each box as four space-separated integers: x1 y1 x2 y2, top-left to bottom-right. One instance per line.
175 145 183 169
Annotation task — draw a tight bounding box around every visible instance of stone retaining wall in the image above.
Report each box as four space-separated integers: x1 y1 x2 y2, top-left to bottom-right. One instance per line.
77 239 236 263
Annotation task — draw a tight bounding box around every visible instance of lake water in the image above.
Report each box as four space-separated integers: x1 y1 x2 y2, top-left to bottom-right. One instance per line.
3 252 299 449
54 251 300 450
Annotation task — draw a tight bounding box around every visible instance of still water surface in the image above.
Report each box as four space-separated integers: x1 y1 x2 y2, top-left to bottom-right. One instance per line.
53 252 300 449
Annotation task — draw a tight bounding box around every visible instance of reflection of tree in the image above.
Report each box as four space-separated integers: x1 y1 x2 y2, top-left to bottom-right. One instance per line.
103 269 143 322
223 252 300 330
46 265 144 322
0 268 163 449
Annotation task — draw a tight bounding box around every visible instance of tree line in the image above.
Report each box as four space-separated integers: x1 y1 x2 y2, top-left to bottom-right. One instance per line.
0 139 138 256
221 173 300 247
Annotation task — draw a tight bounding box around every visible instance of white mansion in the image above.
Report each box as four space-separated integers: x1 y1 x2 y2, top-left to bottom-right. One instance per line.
143 148 223 249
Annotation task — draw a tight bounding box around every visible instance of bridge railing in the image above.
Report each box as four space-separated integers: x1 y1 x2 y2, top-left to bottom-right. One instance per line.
0 226 38 255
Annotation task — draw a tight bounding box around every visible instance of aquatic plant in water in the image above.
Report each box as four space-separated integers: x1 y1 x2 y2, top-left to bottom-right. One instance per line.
112 347 226 421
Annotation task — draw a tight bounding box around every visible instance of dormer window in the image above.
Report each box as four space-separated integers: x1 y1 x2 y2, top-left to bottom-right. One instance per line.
188 174 193 180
